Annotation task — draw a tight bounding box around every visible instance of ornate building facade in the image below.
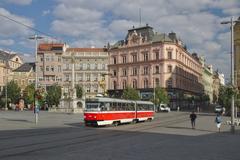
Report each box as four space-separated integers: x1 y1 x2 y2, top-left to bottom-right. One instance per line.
108 25 204 109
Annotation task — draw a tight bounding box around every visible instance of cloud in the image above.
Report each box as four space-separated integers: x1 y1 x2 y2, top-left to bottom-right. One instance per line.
51 0 240 79
0 39 14 46
5 0 32 5
0 8 34 36
42 10 50 16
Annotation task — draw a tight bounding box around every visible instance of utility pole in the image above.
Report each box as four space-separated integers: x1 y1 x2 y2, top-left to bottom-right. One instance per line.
29 35 43 124
221 17 240 133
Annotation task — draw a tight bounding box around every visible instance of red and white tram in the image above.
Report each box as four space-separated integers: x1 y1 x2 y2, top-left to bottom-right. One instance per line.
84 97 154 126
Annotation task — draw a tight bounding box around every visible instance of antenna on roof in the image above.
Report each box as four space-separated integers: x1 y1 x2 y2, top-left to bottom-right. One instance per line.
139 8 142 27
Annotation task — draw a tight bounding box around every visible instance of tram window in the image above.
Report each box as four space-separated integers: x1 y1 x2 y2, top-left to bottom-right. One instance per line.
122 103 127 110
110 102 118 111
129 103 135 111
86 102 100 111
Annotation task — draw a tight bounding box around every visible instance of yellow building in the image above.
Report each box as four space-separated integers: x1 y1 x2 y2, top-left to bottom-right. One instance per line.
12 63 35 91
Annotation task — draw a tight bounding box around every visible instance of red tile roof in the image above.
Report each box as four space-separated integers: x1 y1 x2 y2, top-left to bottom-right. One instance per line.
38 43 64 51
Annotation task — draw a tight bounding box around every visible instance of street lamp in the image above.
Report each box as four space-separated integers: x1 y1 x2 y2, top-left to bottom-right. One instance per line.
221 17 240 133
29 35 43 124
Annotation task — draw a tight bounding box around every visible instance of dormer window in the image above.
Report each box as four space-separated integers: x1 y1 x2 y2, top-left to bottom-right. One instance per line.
16 58 18 62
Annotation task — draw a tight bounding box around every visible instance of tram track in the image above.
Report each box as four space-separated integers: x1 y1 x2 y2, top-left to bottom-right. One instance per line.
0 113 190 158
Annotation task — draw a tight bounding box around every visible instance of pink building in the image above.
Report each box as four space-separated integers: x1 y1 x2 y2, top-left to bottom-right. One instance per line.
108 25 204 109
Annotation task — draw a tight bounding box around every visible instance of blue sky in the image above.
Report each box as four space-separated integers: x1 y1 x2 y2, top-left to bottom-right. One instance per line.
0 0 240 81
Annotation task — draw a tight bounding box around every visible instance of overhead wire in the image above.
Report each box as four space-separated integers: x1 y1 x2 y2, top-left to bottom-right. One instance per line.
0 13 61 41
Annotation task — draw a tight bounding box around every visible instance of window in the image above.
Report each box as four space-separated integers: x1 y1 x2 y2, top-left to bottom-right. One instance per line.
87 87 90 93
144 79 148 88
167 65 172 73
122 56 127 63
167 78 172 88
40 66 43 72
86 74 90 81
46 66 49 72
113 81 117 89
80 64 83 70
168 51 172 59
65 74 70 81
113 70 117 76
143 66 149 75
58 66 61 72
123 80 127 89
133 67 137 76
46 56 50 62
133 79 137 89
113 57 117 64
40 57 43 62
102 64 106 70
95 63 98 70
155 66 159 74
132 54 137 62
155 51 159 60
155 78 160 87
143 52 148 61
51 66 54 72
58 56 61 62
122 69 127 76
87 63 90 70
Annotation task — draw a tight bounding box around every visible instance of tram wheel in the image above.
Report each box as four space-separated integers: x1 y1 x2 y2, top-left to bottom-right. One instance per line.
132 119 138 124
113 121 120 126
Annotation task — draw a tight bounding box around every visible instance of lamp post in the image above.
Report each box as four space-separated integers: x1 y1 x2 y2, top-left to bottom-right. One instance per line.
29 35 43 124
221 17 240 133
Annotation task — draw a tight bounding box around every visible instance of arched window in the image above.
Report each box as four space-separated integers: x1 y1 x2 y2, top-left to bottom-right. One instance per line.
133 79 137 89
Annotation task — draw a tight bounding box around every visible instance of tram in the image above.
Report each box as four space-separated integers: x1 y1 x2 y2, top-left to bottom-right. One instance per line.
84 97 154 126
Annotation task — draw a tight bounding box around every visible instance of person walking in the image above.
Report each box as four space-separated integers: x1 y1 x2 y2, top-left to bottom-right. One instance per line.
215 114 222 132
190 111 197 129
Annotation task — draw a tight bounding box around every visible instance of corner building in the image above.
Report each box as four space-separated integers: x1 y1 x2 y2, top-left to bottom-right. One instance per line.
108 25 204 109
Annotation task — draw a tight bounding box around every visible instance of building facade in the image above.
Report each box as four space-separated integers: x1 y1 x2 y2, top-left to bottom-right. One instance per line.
37 43 67 88
108 25 204 109
12 63 35 91
62 48 108 98
37 43 109 99
0 50 23 92
212 71 221 104
234 17 240 88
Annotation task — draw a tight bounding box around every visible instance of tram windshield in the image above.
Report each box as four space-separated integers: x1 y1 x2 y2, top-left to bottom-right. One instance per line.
85 102 100 111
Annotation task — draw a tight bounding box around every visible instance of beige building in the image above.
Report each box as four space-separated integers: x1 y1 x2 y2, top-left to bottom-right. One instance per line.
63 48 108 98
108 25 204 109
37 43 109 98
0 50 23 92
234 17 240 88
12 63 35 91
37 43 67 87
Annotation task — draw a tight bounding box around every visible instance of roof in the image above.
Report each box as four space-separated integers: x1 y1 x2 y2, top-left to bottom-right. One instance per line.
13 62 35 72
0 50 16 61
126 25 155 42
152 33 173 43
86 97 153 104
66 48 107 52
38 43 64 51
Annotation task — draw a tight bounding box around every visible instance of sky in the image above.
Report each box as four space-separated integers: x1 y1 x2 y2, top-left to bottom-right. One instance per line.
0 0 239 82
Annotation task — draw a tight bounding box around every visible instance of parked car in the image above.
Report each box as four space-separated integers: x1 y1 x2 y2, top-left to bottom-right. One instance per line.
156 104 171 112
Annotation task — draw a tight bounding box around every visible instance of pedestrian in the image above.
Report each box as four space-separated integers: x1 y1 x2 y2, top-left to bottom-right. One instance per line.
215 113 222 132
190 111 197 129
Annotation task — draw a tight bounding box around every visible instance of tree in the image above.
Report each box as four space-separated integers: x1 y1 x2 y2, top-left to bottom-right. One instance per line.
2 80 21 104
152 86 169 106
75 84 84 99
46 84 61 107
218 85 238 111
23 84 35 105
122 86 140 100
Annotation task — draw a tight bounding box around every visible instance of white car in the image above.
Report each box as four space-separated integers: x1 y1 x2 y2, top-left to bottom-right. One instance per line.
158 104 171 112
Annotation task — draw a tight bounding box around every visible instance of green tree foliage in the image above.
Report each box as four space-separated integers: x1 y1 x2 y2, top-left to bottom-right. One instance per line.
218 85 238 111
23 84 35 105
46 84 61 107
2 80 21 104
153 86 169 106
122 86 140 100
75 84 84 99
